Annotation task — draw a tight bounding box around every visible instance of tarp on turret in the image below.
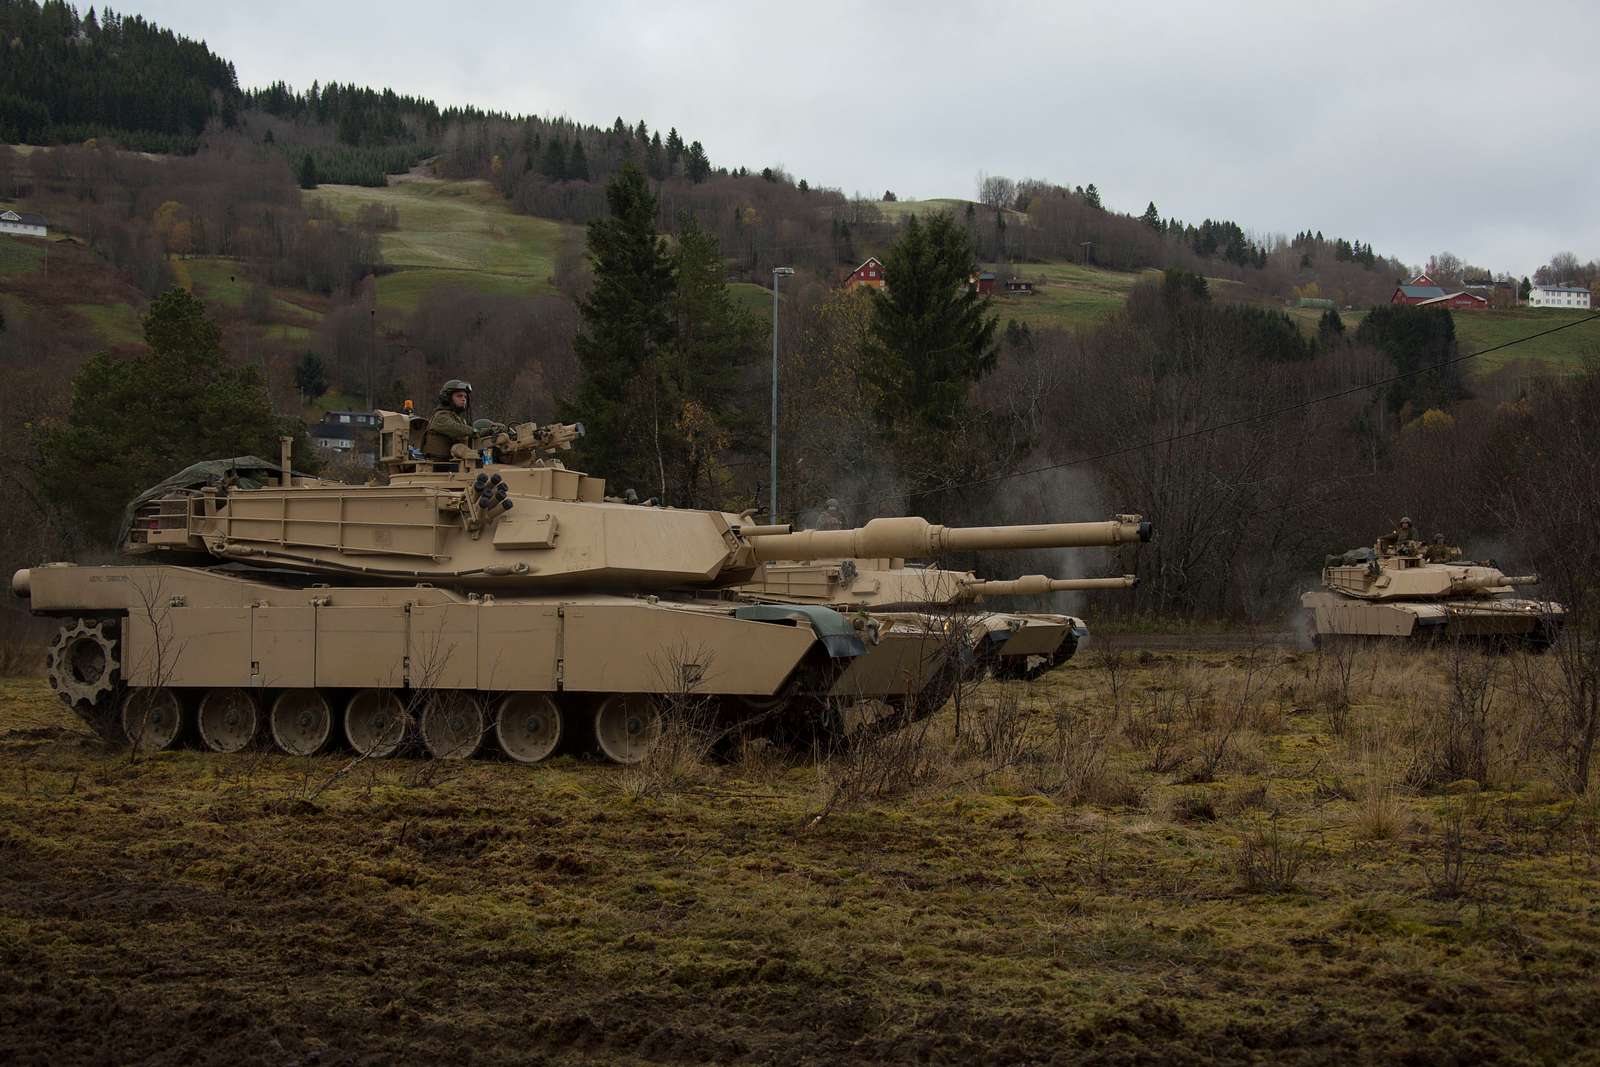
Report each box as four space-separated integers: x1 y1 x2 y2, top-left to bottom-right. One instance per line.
119 456 303 549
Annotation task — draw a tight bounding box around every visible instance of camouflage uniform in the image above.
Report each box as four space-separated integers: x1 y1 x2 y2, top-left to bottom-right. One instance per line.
1423 536 1461 563
1378 519 1416 555
816 499 845 530
422 379 475 459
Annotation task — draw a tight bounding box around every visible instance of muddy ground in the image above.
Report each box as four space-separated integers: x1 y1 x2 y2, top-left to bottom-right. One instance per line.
3 646 1598 1065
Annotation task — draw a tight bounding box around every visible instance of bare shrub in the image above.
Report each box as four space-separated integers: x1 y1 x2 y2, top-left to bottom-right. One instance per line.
619 692 717 801
1023 710 1130 806
1406 642 1500 789
1235 819 1311 893
967 688 1030 772
810 713 939 825
1422 799 1484 901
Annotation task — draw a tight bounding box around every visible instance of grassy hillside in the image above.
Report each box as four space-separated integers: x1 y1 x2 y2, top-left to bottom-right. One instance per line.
1455 307 1599 375
309 178 578 315
4 643 1598 1063
1285 306 1599 377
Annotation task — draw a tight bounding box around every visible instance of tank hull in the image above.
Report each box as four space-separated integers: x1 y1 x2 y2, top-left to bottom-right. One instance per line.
1301 590 1562 650
23 564 911 760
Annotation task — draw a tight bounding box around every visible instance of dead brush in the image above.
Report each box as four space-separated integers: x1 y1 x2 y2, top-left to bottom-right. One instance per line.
1235 817 1312 893
1422 797 1485 901
1021 710 1132 806
965 688 1031 772
808 713 940 827
618 693 718 801
1124 691 1189 776
1405 642 1502 790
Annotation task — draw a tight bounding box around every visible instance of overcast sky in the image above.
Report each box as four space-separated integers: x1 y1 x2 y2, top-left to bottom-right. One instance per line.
139 0 1598 275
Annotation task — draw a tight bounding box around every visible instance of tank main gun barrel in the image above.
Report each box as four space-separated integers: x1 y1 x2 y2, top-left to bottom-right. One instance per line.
1450 571 1539 593
962 574 1138 597
751 515 1149 563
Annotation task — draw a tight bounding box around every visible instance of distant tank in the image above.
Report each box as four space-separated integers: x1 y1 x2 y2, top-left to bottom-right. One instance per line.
1301 540 1563 650
740 560 1138 681
14 410 1151 762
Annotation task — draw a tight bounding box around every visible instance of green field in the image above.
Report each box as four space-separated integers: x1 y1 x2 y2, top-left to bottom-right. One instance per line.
65 301 142 345
1454 307 1599 375
0 236 47 275
310 179 577 315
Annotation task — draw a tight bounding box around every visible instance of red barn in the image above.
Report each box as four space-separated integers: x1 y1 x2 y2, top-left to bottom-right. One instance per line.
969 270 996 294
1392 283 1446 305
844 256 886 290
1417 291 1489 311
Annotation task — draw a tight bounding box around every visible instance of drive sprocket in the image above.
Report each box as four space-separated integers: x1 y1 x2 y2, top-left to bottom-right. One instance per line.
45 618 124 739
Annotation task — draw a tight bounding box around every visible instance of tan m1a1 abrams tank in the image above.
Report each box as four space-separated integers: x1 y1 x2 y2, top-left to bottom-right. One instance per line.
13 410 1150 763
1300 541 1564 650
740 561 1138 681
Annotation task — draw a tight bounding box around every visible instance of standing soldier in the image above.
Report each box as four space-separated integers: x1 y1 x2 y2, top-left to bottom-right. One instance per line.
422 379 474 460
1377 516 1416 554
816 498 845 530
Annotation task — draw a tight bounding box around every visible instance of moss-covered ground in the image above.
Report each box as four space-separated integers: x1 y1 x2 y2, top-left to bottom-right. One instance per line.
2 644 1597 1065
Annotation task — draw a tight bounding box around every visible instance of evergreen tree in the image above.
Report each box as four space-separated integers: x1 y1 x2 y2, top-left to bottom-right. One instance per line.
1316 309 1345 346
646 131 665 180
294 352 329 398
663 216 761 506
568 139 590 181
1356 305 1466 415
1084 184 1102 209
541 136 567 180
563 164 676 492
40 289 288 543
1139 201 1161 229
684 140 711 183
1519 277 1532 302
665 127 684 172
298 152 318 189
862 213 1000 434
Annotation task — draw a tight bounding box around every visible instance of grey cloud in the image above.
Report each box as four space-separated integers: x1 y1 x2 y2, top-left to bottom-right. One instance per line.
140 0 1599 273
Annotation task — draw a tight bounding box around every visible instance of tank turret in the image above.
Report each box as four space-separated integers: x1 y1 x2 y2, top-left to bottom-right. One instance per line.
113 420 1149 594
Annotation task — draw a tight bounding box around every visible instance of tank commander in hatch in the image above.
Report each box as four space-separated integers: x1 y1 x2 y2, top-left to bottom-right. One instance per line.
816 498 845 530
422 379 476 460
1377 516 1417 555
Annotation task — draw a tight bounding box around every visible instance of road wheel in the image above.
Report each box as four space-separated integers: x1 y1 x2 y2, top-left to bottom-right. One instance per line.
590 694 661 765
420 691 485 759
493 694 563 764
197 688 260 753
344 689 409 758
270 690 334 756
121 687 184 751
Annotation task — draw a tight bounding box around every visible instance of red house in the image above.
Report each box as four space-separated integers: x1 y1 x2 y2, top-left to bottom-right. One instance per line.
968 270 996 294
844 256 886 290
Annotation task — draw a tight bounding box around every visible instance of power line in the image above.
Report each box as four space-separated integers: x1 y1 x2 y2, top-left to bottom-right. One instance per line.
838 310 1600 512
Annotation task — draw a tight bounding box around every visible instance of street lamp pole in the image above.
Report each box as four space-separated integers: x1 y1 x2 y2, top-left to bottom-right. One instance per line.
770 266 794 522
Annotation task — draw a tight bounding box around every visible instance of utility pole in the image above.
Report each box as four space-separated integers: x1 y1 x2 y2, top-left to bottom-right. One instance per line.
770 266 795 521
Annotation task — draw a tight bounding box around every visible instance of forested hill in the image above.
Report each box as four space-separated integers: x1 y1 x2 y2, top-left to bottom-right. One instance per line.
0 0 239 151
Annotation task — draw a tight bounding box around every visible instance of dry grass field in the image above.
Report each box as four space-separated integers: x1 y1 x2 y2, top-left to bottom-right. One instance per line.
2 642 1598 1065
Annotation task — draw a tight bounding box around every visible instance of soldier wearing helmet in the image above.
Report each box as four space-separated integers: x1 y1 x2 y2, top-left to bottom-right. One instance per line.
815 498 845 530
422 379 475 460
1377 516 1417 556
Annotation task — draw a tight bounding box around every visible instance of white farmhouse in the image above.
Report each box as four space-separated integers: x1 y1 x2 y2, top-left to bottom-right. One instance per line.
1528 284 1592 310
0 208 48 238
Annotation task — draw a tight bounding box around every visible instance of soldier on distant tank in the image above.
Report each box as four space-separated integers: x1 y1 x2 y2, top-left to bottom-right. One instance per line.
422 379 475 460
1377 516 1417 554
1423 533 1461 563
816 498 845 530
